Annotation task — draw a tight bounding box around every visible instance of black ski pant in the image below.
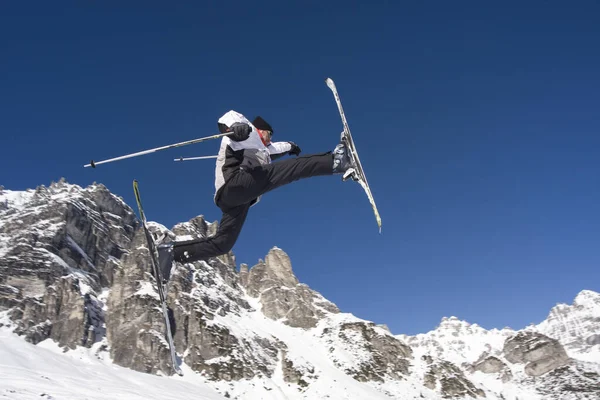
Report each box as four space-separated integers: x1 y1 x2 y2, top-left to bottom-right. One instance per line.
173 152 334 263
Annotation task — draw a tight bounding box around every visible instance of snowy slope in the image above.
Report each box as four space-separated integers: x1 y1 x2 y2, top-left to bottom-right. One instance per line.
0 308 426 400
0 314 225 400
203 298 405 400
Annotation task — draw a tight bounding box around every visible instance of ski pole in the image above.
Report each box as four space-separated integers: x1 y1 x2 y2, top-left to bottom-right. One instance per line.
174 155 218 162
84 132 233 168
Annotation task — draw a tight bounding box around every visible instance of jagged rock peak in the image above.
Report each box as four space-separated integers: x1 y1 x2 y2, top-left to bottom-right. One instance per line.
439 315 470 327
1 180 137 350
171 215 218 240
1 179 131 213
243 247 339 328
263 246 299 288
436 315 485 334
541 289 600 319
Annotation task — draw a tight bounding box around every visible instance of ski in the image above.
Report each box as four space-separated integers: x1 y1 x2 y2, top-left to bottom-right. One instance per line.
326 78 382 233
132 180 183 376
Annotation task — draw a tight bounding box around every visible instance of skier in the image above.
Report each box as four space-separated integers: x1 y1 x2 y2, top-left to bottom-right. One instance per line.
157 110 355 279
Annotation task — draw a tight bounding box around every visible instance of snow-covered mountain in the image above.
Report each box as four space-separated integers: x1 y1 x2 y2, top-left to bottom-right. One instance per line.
534 290 600 363
1 181 599 400
397 302 600 400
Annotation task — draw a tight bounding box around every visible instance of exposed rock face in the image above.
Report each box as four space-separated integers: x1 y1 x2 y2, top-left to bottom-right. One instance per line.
423 359 486 399
174 253 280 382
1 181 136 348
281 349 317 388
504 332 571 376
321 319 413 383
473 356 506 374
105 224 173 374
471 356 513 383
587 334 600 345
534 365 600 399
243 247 339 328
239 263 249 287
106 218 282 378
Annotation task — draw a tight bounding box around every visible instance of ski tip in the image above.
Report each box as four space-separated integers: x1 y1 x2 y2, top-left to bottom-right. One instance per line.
325 77 335 88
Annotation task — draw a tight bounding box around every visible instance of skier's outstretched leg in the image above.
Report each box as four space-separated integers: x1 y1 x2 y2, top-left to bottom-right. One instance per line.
168 202 251 264
262 152 336 194
218 152 335 208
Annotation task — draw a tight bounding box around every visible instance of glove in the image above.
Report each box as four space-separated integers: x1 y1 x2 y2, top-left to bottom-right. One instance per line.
228 123 251 142
288 142 301 156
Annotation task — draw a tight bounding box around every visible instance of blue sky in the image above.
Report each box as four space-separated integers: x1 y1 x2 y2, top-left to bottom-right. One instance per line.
1 2 599 335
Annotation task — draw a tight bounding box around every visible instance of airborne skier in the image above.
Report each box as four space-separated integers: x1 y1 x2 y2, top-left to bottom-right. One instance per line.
156 110 356 278
121 79 379 375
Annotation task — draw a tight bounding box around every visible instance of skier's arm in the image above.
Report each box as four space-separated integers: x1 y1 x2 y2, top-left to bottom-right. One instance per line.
273 141 301 156
268 141 302 160
268 141 293 155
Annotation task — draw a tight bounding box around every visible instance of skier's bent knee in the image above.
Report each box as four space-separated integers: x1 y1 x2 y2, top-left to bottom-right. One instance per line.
214 237 236 255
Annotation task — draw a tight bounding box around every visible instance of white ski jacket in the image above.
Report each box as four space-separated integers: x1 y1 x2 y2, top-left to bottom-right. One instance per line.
214 110 292 206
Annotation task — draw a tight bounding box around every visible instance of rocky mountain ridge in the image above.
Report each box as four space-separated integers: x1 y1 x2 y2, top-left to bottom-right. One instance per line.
0 180 598 399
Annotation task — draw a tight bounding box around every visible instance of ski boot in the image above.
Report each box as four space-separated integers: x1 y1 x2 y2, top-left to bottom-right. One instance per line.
332 140 358 181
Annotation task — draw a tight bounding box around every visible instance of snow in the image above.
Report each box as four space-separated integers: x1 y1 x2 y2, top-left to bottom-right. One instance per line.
146 221 169 232
535 289 600 362
202 296 430 400
79 280 93 295
0 189 35 211
0 316 226 400
40 248 74 271
66 235 96 270
102 211 123 220
0 303 402 400
471 371 541 400
134 281 160 300
573 290 600 308
397 316 514 366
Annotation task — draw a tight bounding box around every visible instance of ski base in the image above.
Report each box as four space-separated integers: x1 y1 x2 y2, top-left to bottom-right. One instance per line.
326 78 382 233
133 180 183 376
